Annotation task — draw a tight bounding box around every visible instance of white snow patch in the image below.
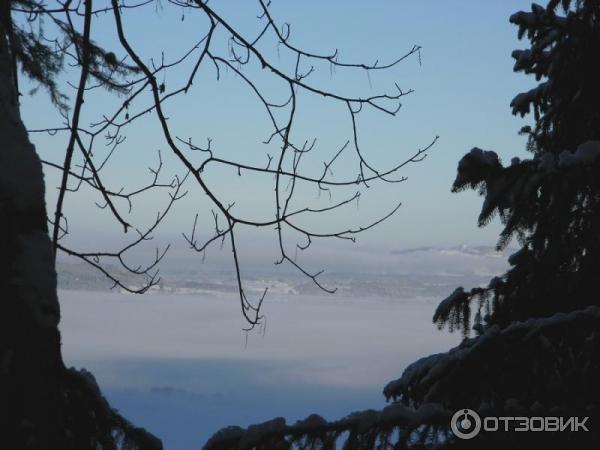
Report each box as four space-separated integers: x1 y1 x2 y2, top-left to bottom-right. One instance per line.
558 141 600 168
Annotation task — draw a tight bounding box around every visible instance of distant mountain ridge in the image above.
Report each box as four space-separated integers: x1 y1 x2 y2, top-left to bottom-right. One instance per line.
390 244 512 257
57 244 513 300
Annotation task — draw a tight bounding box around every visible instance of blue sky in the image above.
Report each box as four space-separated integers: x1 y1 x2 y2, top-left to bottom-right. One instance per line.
21 0 537 257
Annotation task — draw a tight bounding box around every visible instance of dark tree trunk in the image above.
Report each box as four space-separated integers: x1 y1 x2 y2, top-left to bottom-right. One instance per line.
0 25 65 449
0 12 161 448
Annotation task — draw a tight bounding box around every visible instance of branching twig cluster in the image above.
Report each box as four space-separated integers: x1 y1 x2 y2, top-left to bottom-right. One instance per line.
13 0 436 328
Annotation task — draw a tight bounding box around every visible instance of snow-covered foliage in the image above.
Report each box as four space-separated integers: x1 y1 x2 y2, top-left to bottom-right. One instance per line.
60 368 163 450
441 0 600 334
510 82 548 117
432 287 470 332
386 306 600 408
203 403 451 450
453 148 502 193
558 140 600 167
509 0 600 155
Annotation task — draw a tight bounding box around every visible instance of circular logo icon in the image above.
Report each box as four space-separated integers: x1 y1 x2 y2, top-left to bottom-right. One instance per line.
451 409 481 439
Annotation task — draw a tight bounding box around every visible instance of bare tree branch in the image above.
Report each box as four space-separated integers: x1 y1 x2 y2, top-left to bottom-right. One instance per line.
13 0 435 328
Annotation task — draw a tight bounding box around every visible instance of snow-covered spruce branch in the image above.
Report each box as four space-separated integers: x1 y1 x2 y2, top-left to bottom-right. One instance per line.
203 403 450 450
203 305 600 449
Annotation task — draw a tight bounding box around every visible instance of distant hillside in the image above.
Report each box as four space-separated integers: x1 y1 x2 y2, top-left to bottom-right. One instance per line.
57 244 512 300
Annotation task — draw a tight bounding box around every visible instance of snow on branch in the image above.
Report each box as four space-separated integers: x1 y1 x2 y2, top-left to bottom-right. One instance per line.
202 403 450 450
384 305 600 409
